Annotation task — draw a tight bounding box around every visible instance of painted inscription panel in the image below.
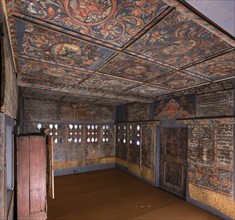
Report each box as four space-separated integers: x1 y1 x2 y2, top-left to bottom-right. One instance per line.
215 125 233 169
196 90 234 117
188 124 234 195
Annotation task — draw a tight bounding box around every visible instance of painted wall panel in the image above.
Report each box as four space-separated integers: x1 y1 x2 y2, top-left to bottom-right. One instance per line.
196 90 234 117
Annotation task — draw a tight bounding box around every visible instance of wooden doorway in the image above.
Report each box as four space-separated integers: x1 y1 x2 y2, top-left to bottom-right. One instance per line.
159 128 187 197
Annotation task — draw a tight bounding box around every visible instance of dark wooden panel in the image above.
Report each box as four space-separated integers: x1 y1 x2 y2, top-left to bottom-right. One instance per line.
126 103 149 122
29 136 47 217
47 136 54 199
17 136 30 220
0 113 6 220
160 128 187 197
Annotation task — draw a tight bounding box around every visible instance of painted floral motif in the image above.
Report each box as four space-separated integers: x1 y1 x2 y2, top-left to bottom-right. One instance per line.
128 10 232 67
14 0 168 47
189 164 233 195
15 20 114 70
154 95 196 120
99 54 172 81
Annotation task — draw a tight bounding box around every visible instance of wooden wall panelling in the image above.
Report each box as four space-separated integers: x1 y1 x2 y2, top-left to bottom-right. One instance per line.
85 124 100 162
100 124 115 158
116 124 128 161
127 124 141 177
67 124 86 162
141 123 156 182
128 124 141 165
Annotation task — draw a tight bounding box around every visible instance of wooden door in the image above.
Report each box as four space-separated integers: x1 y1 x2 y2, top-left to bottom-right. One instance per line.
17 135 47 220
160 128 187 197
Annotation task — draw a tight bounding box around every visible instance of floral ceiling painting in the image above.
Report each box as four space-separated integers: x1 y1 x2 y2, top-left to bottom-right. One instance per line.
4 0 235 104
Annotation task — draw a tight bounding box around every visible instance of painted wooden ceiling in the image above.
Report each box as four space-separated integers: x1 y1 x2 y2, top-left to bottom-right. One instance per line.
4 0 235 105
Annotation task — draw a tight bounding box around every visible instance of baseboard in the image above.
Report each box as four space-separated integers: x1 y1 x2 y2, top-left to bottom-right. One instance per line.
187 197 232 220
54 163 115 176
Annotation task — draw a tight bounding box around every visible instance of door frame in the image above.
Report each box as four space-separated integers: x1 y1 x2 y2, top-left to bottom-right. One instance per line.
155 119 188 198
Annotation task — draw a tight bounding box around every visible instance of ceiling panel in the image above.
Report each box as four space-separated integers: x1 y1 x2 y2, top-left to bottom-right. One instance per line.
95 98 128 106
127 10 232 67
17 58 90 84
13 0 169 48
80 73 141 92
20 87 67 101
4 0 235 104
99 53 172 81
185 50 235 81
150 71 209 90
125 84 172 97
14 19 114 70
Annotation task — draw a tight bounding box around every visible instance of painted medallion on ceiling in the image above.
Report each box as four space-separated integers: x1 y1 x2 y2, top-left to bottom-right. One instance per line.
14 19 114 70
128 10 232 67
14 0 169 48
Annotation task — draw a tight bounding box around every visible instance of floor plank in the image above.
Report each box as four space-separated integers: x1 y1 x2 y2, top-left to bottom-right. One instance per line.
48 169 221 220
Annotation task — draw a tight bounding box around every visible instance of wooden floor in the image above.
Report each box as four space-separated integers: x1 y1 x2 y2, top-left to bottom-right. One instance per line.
48 169 221 220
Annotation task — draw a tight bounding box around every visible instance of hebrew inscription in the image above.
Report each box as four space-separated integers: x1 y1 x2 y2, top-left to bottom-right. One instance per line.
196 90 234 117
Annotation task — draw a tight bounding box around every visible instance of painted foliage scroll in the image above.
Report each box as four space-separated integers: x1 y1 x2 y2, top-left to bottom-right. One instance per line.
188 124 234 195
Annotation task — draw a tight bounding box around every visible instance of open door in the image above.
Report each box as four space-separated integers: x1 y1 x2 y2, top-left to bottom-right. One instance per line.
159 128 187 197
